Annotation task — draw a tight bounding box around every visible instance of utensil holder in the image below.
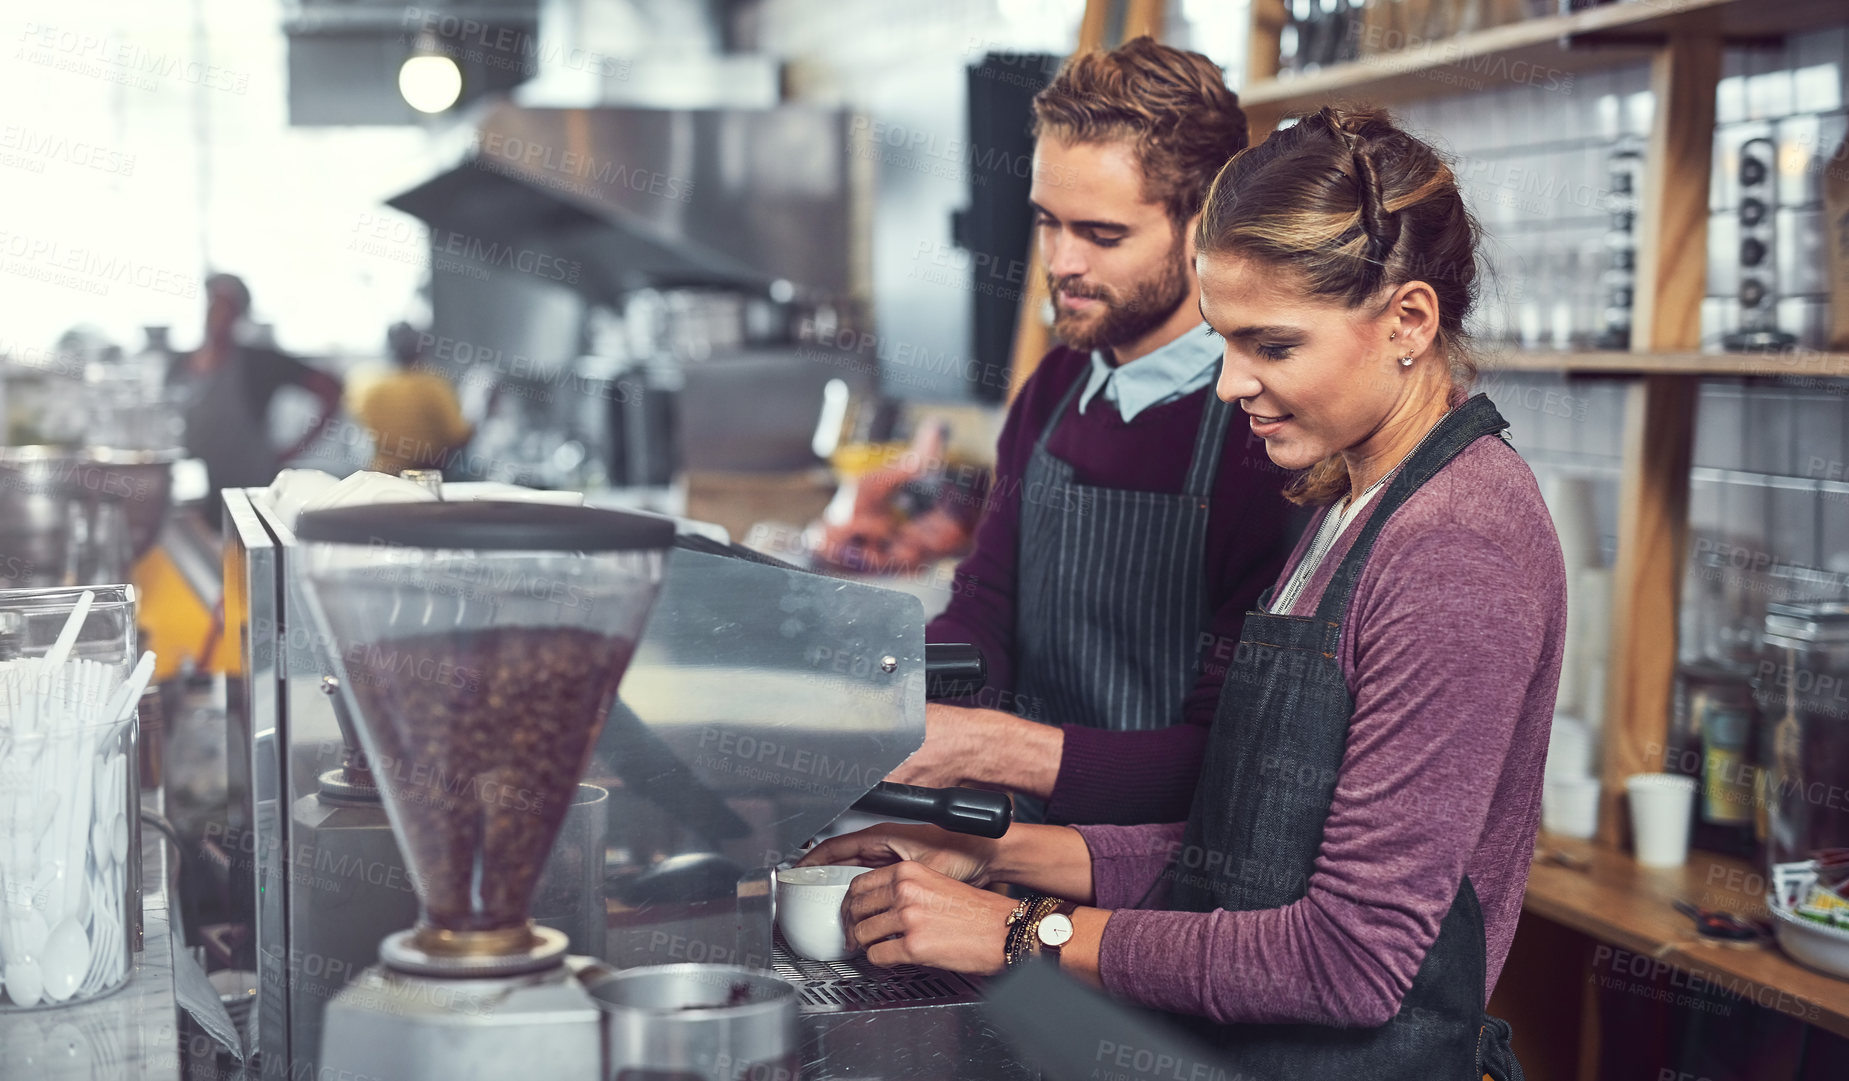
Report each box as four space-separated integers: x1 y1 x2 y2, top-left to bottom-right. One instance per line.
0 714 138 1008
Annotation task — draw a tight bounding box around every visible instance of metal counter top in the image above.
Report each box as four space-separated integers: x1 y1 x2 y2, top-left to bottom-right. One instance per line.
0 818 183 1080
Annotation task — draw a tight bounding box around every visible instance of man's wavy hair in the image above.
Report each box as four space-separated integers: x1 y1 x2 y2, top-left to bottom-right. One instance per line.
1031 36 1249 228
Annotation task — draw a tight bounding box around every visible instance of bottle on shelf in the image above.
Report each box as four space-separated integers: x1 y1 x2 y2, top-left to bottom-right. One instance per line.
1670 664 1760 861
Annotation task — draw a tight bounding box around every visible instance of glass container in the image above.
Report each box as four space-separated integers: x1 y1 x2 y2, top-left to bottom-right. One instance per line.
296 502 671 965
1757 602 1849 874
0 585 140 1009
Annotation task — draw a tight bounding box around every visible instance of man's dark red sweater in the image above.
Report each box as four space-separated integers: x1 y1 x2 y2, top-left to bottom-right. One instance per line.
926 346 1300 824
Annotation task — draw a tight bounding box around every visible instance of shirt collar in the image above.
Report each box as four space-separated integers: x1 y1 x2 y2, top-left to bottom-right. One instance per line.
1077 323 1221 421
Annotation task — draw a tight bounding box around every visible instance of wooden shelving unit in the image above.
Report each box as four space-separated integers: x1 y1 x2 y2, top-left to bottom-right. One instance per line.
1241 0 1848 131
1481 350 1849 377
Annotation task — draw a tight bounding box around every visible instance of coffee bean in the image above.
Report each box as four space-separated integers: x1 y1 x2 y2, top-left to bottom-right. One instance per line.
345 628 636 933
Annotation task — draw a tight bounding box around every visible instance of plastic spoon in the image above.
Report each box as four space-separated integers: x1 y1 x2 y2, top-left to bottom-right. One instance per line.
6 953 43 1007
110 811 128 868
92 821 113 870
71 856 92 930
1 863 47 1007
40 916 87 1001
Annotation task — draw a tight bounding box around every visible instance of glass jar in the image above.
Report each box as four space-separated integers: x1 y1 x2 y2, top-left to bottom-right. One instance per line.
0 585 141 1009
1757 602 1849 873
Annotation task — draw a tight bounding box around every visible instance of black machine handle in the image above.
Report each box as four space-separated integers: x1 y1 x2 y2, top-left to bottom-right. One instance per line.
924 643 987 700
851 781 1012 838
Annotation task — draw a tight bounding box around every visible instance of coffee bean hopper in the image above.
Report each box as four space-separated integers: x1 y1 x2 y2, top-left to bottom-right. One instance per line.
221 491 1034 1081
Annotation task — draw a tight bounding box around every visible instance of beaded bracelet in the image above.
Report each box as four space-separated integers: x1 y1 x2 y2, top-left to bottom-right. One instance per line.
1004 894 1059 967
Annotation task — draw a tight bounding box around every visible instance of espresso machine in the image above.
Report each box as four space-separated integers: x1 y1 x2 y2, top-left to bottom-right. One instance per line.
223 488 651 1079
221 491 1034 1081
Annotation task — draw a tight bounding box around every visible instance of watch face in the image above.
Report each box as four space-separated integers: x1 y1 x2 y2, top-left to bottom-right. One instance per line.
1037 913 1074 948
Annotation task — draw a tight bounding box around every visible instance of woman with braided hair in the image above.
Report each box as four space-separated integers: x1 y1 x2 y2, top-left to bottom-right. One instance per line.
802 107 1560 1079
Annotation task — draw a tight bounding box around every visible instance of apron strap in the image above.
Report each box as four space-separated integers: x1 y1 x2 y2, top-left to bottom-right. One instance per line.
1478 1014 1525 1081
1181 391 1236 499
1310 394 1510 625
1033 368 1090 452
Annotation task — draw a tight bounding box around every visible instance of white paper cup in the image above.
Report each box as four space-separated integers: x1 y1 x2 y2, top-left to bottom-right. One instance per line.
1546 716 1593 779
1542 774 1601 839
775 866 870 961
1625 773 1697 867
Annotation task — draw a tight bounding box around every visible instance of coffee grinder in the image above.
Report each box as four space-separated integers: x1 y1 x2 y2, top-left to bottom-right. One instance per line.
294 501 674 1081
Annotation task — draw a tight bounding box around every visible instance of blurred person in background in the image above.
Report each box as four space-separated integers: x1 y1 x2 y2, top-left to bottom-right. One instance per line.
888 38 1297 825
348 321 472 475
813 418 988 574
169 272 340 497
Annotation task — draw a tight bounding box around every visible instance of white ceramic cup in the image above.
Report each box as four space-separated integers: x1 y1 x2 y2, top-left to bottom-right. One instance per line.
775 865 870 961
1542 774 1601 839
1625 773 1697 867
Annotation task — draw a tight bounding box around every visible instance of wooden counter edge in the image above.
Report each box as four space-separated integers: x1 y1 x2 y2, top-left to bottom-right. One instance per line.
1521 835 1849 1040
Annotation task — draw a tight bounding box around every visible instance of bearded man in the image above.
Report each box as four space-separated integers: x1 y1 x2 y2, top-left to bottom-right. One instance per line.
893 38 1297 825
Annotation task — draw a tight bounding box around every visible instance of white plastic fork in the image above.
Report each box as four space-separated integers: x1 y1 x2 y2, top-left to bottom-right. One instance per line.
81 862 120 995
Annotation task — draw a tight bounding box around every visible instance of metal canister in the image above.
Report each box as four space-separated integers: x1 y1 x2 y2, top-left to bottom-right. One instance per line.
590 963 797 1081
1758 602 1849 871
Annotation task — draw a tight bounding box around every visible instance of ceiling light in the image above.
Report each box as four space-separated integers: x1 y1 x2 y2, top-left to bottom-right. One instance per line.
399 34 462 114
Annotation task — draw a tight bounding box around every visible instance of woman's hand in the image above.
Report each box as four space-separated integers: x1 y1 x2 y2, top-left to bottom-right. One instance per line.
797 823 998 887
842 861 1018 975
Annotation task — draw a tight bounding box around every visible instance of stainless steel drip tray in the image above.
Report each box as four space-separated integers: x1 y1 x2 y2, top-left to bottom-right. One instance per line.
772 935 985 1014
776 936 1038 1081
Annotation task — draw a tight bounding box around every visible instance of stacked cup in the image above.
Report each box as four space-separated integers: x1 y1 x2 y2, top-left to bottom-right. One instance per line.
1541 715 1600 840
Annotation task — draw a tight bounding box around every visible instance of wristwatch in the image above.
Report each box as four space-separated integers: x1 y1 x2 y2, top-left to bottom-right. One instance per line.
1029 900 1079 965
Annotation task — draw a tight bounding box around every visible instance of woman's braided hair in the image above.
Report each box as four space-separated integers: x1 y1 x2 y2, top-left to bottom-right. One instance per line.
1196 107 1482 505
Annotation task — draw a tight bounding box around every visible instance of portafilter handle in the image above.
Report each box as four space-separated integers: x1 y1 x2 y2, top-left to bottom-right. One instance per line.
850 782 1012 838
924 643 986 700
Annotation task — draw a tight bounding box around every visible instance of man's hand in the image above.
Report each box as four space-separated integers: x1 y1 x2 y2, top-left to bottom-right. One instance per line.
797 823 998 886
886 703 1063 798
842 861 1017 975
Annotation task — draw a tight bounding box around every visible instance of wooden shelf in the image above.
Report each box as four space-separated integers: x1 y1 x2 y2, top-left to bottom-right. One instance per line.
1479 349 1849 378
1242 0 1848 116
1523 835 1849 1039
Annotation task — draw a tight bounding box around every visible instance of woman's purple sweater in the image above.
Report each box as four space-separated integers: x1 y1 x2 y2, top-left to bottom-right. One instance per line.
1074 433 1566 1027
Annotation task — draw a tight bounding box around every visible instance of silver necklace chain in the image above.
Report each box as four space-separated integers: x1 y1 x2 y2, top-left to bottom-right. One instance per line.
1270 412 1449 615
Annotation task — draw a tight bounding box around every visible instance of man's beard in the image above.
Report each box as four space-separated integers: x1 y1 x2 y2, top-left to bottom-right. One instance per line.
1047 238 1191 354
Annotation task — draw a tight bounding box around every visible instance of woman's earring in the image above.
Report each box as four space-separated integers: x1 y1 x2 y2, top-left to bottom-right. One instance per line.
1399 352 1415 366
